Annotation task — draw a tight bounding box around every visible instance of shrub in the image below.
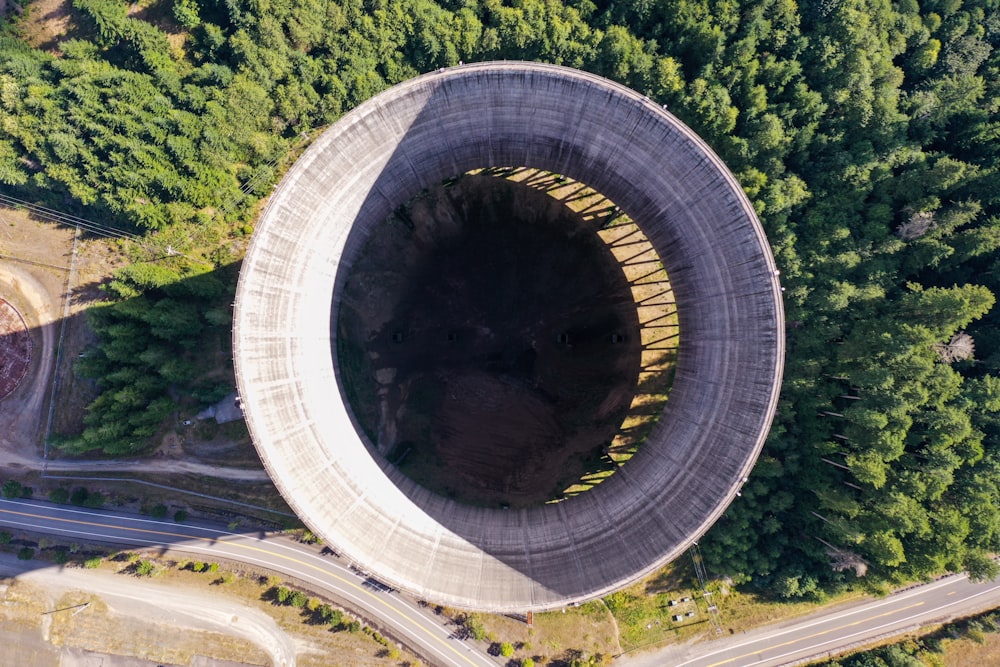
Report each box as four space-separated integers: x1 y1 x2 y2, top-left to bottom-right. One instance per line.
48 487 70 504
173 510 189 523
192 561 205 572
466 614 487 641
522 659 535 667
501 642 515 657
16 547 34 560
2 479 22 499
290 590 309 607
135 560 156 576
83 491 105 509
274 586 291 604
83 557 102 568
150 504 168 519
53 549 70 564
320 606 345 628
207 562 218 572
70 487 89 506
299 530 321 544
0 531 11 545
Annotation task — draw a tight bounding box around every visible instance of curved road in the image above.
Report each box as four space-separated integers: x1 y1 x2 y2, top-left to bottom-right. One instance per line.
0 497 497 667
4 497 999 667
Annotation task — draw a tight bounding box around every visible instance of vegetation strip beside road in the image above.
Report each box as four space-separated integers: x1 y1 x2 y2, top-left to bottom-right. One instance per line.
616 574 1000 667
811 606 1000 667
5 496 999 667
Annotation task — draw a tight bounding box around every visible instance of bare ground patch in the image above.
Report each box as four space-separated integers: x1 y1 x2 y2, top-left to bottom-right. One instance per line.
0 205 138 467
0 208 278 538
0 551 421 667
0 207 76 467
454 601 621 665
12 0 188 54
12 0 76 53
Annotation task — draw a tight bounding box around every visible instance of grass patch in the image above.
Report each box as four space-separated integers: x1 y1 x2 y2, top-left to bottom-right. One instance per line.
603 559 866 654
604 578 704 651
944 630 1000 667
447 600 620 665
34 473 296 529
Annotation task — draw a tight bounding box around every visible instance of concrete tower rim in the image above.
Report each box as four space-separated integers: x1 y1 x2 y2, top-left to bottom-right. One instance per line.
233 62 785 612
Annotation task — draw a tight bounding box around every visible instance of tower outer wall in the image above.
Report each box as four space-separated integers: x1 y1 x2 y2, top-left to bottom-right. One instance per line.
233 62 785 612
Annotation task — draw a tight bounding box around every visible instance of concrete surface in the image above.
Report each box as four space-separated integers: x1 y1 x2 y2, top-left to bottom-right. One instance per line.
232 62 785 612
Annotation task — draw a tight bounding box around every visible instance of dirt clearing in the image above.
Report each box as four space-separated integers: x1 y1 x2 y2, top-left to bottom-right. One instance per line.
0 553 286 666
0 207 79 467
12 0 76 53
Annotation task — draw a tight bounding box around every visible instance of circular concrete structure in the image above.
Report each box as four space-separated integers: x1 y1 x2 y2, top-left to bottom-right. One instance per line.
234 62 784 612
0 297 32 401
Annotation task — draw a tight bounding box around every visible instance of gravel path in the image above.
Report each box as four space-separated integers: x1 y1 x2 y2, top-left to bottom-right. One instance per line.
0 262 269 482
0 263 57 459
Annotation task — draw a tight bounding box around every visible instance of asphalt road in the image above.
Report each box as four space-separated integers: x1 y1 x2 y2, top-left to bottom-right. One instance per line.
619 572 1000 667
5 497 999 667
0 497 498 667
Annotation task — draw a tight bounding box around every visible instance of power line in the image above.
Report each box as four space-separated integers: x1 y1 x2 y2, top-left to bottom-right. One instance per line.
1 134 312 261
0 192 140 241
690 544 725 635
216 131 312 216
2 130 313 252
0 192 202 262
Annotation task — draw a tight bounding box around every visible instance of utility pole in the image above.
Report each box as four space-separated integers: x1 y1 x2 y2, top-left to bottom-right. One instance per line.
690 544 724 635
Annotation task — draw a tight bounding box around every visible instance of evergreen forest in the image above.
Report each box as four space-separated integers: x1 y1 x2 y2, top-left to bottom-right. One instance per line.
1 0 999 595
